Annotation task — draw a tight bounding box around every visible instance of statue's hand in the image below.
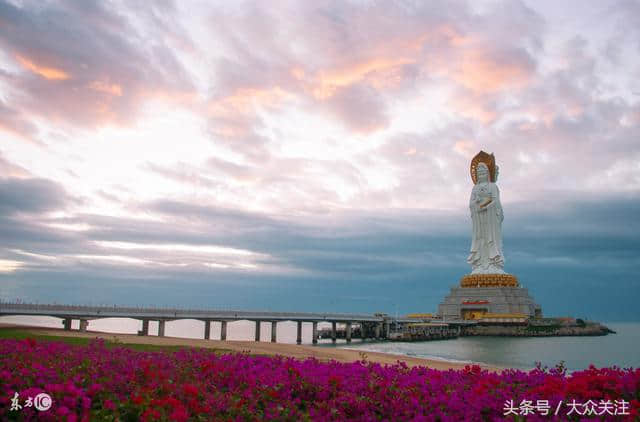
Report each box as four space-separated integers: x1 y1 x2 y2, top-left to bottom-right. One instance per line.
479 198 492 209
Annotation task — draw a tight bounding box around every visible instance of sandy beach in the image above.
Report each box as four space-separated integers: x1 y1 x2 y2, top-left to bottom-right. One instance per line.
0 323 503 372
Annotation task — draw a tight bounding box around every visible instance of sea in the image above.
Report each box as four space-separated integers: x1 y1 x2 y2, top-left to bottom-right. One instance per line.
1 316 638 372
338 322 640 372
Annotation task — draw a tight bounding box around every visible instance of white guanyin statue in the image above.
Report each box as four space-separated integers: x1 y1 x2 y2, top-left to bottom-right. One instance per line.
467 151 505 274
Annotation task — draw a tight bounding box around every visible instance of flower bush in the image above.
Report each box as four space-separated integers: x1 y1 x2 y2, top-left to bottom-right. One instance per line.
0 338 637 421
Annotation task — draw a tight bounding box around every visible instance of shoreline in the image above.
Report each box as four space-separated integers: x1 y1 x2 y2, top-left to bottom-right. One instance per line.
0 322 505 372
338 343 508 369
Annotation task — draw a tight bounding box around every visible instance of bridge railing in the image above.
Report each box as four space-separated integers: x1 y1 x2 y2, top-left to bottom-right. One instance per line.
0 301 384 320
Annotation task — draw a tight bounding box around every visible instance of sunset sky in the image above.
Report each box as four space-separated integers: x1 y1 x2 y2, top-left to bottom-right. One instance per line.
0 0 639 320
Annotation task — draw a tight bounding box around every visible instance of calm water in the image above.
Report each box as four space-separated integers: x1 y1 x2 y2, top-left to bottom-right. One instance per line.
339 322 640 372
1 316 637 372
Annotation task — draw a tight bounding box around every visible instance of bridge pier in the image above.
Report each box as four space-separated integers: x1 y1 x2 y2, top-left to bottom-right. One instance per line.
62 318 72 331
312 321 318 344
346 322 352 343
271 321 277 343
331 321 337 343
79 319 88 332
384 322 390 339
375 322 382 339
158 320 165 337
361 323 367 340
220 321 227 340
296 321 302 345
140 319 149 336
255 320 261 342
204 320 211 340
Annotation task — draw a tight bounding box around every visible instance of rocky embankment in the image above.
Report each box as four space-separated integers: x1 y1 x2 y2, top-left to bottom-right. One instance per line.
462 320 615 337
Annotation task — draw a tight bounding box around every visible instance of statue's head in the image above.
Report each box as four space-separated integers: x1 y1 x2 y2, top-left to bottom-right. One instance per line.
470 151 496 184
476 163 489 183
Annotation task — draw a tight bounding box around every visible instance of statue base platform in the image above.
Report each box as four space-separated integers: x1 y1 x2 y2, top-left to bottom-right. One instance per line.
460 273 519 288
437 276 542 320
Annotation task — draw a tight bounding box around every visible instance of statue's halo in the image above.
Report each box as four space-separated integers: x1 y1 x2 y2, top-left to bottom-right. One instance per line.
470 151 496 184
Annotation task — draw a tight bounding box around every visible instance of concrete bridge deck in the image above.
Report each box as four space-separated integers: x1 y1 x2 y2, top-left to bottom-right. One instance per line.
0 302 403 344
0 302 470 344
0 302 384 322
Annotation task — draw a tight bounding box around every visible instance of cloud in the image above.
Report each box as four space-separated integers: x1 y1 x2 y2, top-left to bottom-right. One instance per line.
0 1 638 319
0 99 39 143
206 86 289 162
451 47 536 94
3 189 637 276
15 55 70 80
0 153 30 178
145 162 221 190
1 192 638 316
0 177 69 216
322 82 389 133
213 2 538 117
0 0 195 129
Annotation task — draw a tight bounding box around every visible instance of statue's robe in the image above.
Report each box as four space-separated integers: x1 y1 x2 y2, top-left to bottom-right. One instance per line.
467 181 504 274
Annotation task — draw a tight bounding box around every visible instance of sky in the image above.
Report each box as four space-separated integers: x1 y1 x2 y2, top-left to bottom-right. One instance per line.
0 0 639 321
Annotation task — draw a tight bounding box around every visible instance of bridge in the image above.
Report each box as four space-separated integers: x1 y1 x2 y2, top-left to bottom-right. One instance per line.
0 302 417 344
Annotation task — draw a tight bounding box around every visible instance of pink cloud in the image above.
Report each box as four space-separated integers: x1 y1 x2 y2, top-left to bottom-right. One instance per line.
452 48 535 94
15 55 70 80
0 1 196 130
453 140 476 157
448 91 499 125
